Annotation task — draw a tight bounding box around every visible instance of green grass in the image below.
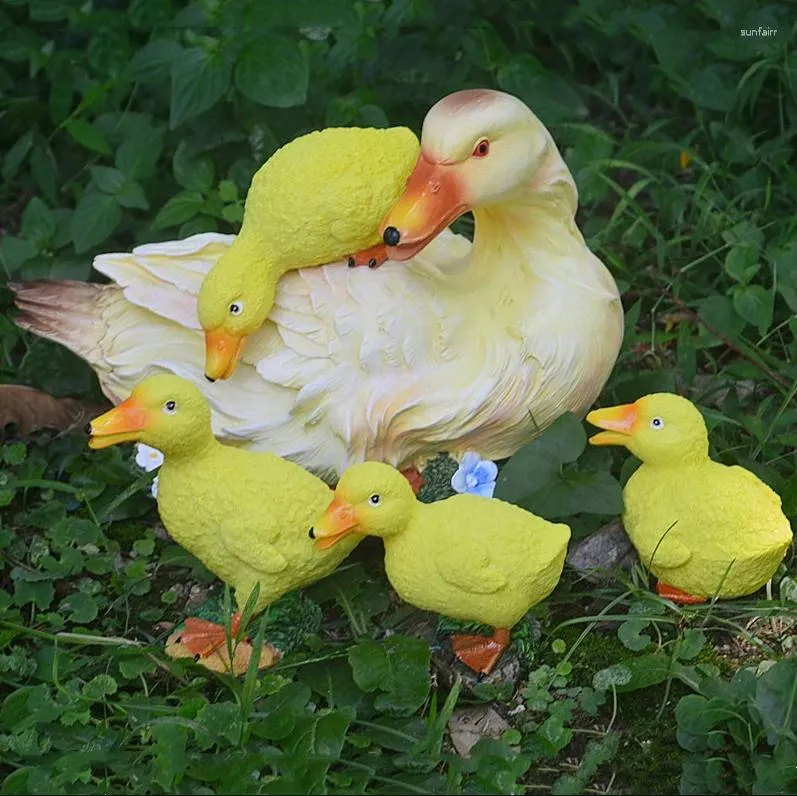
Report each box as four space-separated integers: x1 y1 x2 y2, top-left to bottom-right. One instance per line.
2 0 797 793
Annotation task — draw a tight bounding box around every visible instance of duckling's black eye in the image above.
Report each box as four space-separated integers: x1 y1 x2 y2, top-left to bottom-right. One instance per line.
229 302 244 316
650 417 664 429
164 400 177 415
472 139 490 157
369 494 382 506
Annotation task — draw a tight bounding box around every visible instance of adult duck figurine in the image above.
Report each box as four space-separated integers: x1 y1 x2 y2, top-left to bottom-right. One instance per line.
88 373 361 660
588 393 792 603
310 461 570 674
12 89 623 482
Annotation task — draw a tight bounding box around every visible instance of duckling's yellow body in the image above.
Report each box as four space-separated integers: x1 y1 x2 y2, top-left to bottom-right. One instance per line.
197 126 419 380
88 374 360 660
311 461 570 673
622 461 791 598
588 393 792 601
383 495 570 628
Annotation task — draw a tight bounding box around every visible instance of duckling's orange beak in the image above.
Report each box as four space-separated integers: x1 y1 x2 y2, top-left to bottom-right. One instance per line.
88 395 150 450
310 496 360 550
380 153 468 262
204 328 247 382
587 403 638 447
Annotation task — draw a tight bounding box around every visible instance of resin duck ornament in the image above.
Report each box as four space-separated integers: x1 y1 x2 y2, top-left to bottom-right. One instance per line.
199 126 419 380
588 393 792 603
309 461 571 674
88 374 360 661
12 89 623 483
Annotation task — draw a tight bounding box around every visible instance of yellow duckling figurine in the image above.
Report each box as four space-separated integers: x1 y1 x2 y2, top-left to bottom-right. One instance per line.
309 461 571 674
198 126 419 381
588 393 792 603
88 373 361 660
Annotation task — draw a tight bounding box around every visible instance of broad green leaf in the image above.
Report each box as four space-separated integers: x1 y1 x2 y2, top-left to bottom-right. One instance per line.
30 141 57 201
755 657 797 744
771 239 797 312
90 165 126 195
349 636 430 716
126 39 183 83
70 191 121 253
677 629 707 661
13 580 54 610
60 592 98 623
1 236 38 272
675 694 733 752
116 125 164 179
520 469 623 518
495 413 586 503
724 245 759 284
152 191 204 230
685 63 737 112
173 141 214 192
2 131 33 179
218 179 238 202
234 38 309 108
697 294 745 342
115 181 149 210
20 197 55 245
170 48 232 128
82 674 117 700
151 723 188 790
65 120 112 155
733 284 773 335
617 617 652 652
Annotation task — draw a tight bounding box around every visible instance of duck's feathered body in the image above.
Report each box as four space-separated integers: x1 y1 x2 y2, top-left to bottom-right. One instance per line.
624 461 791 598
157 444 348 611
383 494 570 628
12 90 623 481
588 393 792 602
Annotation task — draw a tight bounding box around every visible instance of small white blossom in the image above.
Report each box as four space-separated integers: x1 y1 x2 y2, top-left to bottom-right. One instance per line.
135 444 164 472
150 475 159 499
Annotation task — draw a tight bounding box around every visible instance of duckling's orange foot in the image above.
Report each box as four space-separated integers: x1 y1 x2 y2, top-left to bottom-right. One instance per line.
656 582 706 605
347 243 389 269
177 611 246 659
451 628 511 675
400 467 425 495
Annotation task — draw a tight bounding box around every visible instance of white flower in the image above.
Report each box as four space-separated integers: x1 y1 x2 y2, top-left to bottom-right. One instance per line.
451 452 498 499
135 444 164 472
150 475 159 499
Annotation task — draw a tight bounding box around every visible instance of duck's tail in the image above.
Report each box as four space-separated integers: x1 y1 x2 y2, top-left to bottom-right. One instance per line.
10 279 117 363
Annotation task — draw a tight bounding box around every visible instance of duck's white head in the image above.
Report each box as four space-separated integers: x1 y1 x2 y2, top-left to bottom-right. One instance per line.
381 89 561 261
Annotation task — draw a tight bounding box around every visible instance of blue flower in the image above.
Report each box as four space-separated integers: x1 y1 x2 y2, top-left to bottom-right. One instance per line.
451 452 498 498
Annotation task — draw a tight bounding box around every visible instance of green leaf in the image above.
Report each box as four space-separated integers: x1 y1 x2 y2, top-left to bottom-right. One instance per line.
2 131 33 179
152 191 205 230
116 126 164 179
21 197 55 245
30 141 57 202
13 580 54 610
349 636 430 716
90 166 126 195
170 48 232 128
126 39 183 83
115 181 149 210
65 120 112 155
151 723 188 790
235 38 309 108
617 617 652 652
698 295 745 342
724 245 759 284
733 284 773 335
70 191 121 253
2 442 26 465
675 694 732 752
677 629 707 661
771 239 797 312
755 657 797 744
60 592 98 623
495 413 586 503
82 674 117 700
1 236 38 272
194 702 242 748
173 142 214 192
218 180 238 202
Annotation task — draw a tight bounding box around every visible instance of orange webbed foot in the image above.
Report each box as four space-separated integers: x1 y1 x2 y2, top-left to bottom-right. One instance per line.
347 243 389 269
656 582 706 605
451 628 511 675
400 467 425 496
177 611 245 659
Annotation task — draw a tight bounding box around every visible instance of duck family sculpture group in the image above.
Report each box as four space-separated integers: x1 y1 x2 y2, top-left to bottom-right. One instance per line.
11 89 792 674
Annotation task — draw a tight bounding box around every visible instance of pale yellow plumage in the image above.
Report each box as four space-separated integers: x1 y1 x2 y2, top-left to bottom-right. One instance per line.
12 90 623 481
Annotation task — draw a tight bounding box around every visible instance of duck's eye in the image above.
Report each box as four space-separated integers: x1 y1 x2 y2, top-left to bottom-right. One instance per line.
229 301 244 316
368 494 382 506
472 139 490 158
650 417 664 430
164 400 177 415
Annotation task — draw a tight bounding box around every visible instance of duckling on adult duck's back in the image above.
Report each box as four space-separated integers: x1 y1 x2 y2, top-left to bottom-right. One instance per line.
310 461 570 674
588 393 792 603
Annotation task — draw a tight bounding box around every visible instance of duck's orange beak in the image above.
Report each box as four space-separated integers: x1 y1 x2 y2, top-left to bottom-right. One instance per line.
380 153 468 262
587 403 638 447
88 395 150 450
310 496 360 550
204 328 247 382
